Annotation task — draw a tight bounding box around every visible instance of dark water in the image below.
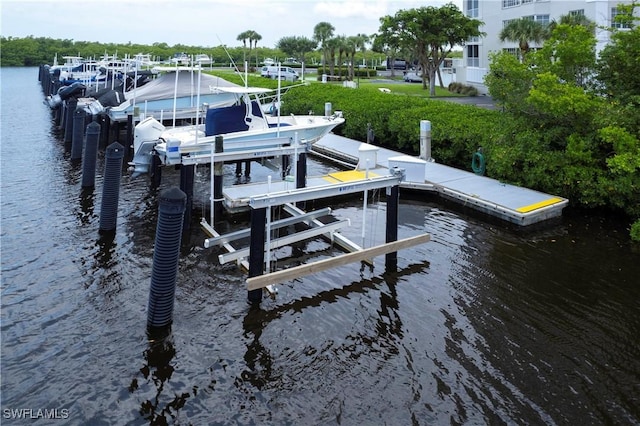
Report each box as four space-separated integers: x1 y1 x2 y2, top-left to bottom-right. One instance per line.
1 67 639 425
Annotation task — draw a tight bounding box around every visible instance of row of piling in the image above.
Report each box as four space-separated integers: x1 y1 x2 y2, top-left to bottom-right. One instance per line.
40 65 186 332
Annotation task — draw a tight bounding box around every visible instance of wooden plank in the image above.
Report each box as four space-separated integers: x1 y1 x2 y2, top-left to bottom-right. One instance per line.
246 233 431 290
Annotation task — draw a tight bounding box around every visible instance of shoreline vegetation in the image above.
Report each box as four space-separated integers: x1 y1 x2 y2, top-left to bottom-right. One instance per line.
3 34 638 241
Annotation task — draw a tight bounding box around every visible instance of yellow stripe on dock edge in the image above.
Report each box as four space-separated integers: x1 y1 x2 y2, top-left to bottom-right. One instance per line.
516 197 564 213
322 170 379 184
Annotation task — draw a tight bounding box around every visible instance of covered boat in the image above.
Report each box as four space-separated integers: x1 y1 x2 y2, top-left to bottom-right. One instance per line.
106 67 240 122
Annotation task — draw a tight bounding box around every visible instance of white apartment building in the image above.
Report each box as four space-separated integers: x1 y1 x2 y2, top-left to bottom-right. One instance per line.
460 0 635 94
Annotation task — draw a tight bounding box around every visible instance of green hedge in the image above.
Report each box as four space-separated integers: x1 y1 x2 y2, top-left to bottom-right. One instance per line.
281 84 501 171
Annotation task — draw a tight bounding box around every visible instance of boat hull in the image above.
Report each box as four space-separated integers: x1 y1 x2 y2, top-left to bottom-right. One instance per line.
129 115 345 176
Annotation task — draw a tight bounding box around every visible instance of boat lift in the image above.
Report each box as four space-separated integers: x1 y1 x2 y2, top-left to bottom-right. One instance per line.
200 143 431 304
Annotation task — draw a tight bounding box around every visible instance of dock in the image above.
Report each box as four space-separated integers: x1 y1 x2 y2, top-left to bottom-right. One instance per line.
310 133 568 226
217 132 567 226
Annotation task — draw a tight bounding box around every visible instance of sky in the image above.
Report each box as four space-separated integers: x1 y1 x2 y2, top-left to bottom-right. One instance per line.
1 0 462 49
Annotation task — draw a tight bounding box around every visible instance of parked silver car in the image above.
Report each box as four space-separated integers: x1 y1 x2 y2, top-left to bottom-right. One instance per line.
403 71 423 83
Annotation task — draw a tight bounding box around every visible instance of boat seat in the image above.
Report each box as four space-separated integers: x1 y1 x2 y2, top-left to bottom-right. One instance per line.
205 104 249 136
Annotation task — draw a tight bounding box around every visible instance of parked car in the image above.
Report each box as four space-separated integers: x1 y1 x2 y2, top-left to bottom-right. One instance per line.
403 71 423 83
260 66 299 81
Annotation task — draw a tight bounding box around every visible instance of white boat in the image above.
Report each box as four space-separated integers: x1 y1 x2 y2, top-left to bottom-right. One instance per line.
49 55 103 84
129 86 345 176
194 54 212 65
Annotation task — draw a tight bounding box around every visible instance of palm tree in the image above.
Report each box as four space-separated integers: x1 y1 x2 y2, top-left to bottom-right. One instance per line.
499 18 548 60
549 13 595 33
313 21 335 73
324 37 339 77
335 35 348 79
237 30 261 69
236 30 252 64
347 34 369 80
250 31 262 69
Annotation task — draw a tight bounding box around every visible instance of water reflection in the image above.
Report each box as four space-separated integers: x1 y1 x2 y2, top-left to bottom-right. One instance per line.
78 187 95 225
131 329 192 425
94 231 117 269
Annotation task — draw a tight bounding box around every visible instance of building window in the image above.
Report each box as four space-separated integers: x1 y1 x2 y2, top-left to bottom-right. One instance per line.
502 0 520 8
522 0 533 3
467 44 479 67
523 14 550 25
466 0 479 18
503 48 520 57
569 9 585 17
611 7 632 29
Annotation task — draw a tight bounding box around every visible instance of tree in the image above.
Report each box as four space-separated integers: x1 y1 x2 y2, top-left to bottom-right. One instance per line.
236 30 251 64
534 23 596 88
383 4 483 95
374 17 403 77
276 36 317 64
499 18 548 60
324 37 339 77
313 21 335 72
236 30 261 67
484 51 536 114
549 13 595 33
346 33 369 80
334 35 348 78
251 32 262 69
596 15 640 107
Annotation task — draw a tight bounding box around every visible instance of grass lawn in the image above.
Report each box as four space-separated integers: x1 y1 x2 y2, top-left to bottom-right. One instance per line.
357 78 461 97
205 69 462 98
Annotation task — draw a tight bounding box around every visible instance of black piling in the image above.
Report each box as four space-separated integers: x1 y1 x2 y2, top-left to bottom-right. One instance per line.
385 184 400 270
126 114 134 159
296 152 307 209
82 121 101 188
213 136 224 220
54 97 63 127
64 99 78 145
96 113 109 147
109 121 120 145
71 107 86 161
147 187 187 329
247 206 267 305
99 142 125 233
102 114 113 145
150 154 162 189
179 165 194 230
